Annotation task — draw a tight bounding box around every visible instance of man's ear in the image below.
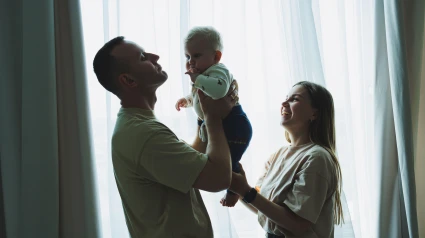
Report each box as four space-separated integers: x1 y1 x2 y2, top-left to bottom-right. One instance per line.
214 51 222 63
118 74 137 88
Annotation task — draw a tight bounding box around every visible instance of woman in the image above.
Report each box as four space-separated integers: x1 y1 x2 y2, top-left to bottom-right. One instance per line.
227 81 343 238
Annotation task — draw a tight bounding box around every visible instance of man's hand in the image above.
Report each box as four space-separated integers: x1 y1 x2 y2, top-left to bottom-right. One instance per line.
198 90 237 120
198 80 239 119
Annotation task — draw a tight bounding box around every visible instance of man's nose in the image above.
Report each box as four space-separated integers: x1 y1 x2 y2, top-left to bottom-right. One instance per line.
150 53 160 62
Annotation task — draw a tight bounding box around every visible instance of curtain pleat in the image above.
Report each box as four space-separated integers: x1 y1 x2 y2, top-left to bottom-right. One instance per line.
54 0 101 237
375 0 421 237
0 0 101 237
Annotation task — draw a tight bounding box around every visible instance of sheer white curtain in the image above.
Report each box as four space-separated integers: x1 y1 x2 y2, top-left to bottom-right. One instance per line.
78 0 417 237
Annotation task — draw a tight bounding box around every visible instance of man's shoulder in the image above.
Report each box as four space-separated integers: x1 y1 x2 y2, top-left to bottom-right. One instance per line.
115 113 160 130
113 114 173 144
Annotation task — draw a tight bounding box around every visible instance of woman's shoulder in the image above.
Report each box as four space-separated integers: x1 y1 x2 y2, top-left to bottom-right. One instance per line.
275 144 291 154
306 144 333 158
301 144 336 174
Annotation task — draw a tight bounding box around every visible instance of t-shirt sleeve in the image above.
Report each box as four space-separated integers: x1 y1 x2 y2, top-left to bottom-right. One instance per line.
283 154 333 224
193 64 231 99
138 129 208 193
184 94 194 107
256 152 277 189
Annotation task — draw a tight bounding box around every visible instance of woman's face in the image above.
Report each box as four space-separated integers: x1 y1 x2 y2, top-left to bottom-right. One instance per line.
280 85 317 132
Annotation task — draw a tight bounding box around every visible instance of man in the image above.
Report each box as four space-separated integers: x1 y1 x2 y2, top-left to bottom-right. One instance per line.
93 36 238 238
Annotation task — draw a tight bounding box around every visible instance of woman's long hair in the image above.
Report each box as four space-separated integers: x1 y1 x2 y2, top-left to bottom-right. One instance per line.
284 81 344 225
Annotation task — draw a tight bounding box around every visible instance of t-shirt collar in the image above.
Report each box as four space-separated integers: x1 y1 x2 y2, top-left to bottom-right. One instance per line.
118 107 155 119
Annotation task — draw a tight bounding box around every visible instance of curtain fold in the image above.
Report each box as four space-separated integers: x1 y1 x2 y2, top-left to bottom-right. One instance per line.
0 0 100 237
0 153 7 238
54 0 101 237
0 0 23 237
20 0 59 236
401 2 425 237
374 0 401 236
375 0 423 237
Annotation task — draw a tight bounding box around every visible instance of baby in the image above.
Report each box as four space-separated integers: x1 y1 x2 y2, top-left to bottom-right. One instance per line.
175 26 253 207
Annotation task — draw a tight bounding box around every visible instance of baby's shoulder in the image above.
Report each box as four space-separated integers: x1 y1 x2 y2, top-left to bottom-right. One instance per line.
205 63 230 72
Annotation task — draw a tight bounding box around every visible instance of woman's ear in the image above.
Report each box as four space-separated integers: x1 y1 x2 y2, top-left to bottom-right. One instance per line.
118 74 137 88
214 51 222 63
310 109 318 121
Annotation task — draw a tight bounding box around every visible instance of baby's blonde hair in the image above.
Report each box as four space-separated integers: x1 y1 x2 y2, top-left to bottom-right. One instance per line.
185 26 223 51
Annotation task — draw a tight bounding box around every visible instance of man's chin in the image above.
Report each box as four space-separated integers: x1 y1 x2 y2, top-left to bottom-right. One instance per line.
159 70 168 78
159 73 168 84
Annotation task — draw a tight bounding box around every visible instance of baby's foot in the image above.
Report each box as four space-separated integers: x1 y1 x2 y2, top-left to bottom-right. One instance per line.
220 192 239 207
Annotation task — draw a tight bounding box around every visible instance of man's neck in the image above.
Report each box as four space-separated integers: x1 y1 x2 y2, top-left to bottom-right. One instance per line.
120 93 157 110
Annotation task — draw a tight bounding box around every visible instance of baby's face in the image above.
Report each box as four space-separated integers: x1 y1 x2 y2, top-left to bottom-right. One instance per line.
185 36 218 73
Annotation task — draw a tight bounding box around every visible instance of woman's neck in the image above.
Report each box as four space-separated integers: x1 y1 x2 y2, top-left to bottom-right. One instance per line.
288 130 311 147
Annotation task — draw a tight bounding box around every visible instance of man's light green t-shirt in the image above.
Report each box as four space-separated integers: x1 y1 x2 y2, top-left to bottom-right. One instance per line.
111 108 213 238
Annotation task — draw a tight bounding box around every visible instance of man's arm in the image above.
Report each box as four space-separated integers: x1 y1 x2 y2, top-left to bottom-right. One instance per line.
192 85 237 192
191 125 207 153
193 116 231 192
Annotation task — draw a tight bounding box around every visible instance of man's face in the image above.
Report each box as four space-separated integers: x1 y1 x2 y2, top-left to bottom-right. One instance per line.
111 41 168 93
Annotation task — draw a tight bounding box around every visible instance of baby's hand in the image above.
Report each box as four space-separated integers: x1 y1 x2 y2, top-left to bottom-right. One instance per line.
185 68 200 83
175 97 189 111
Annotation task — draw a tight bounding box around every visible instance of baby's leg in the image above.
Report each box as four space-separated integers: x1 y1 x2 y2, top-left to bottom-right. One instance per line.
220 105 253 207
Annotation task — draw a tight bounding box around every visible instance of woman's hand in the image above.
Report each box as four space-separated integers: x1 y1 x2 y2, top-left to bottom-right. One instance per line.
229 163 251 196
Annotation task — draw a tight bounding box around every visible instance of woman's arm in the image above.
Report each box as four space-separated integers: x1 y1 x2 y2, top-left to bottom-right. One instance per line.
230 165 312 236
238 197 258 214
247 192 312 236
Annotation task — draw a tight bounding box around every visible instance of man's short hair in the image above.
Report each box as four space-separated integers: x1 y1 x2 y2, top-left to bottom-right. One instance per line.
185 26 223 51
93 36 127 96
